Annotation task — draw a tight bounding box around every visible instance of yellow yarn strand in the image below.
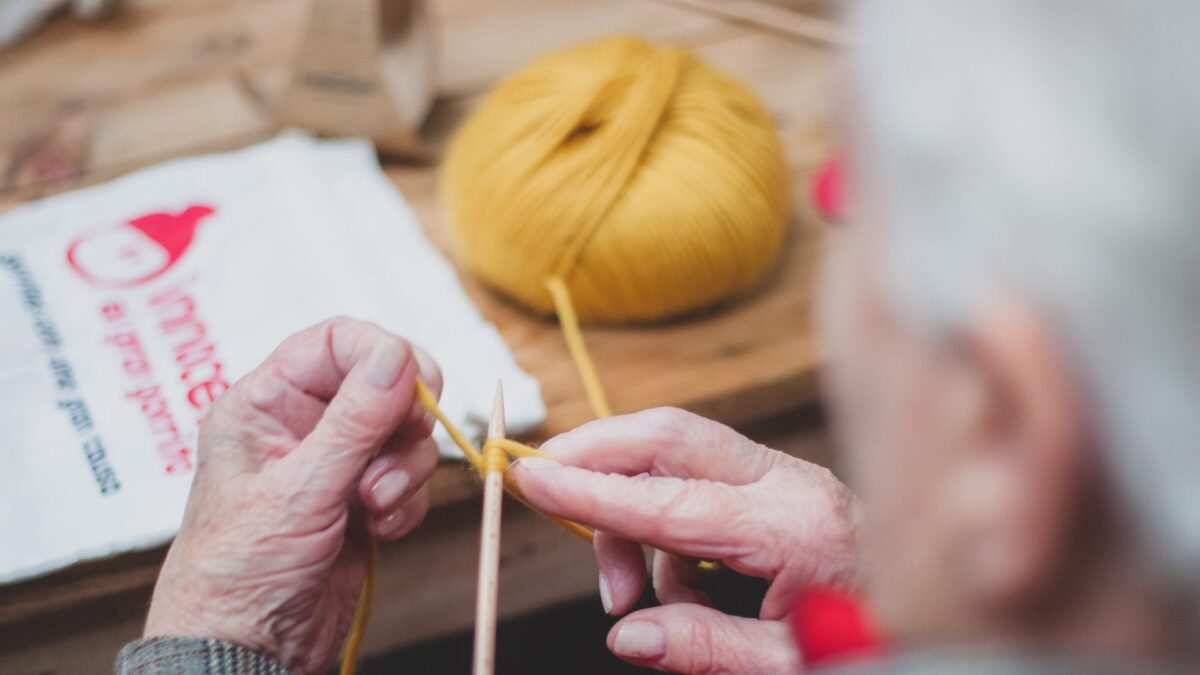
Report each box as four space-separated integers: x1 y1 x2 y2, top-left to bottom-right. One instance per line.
415 378 596 542
339 539 377 675
339 379 592 675
547 276 612 418
483 437 510 475
489 437 559 461
343 279 693 673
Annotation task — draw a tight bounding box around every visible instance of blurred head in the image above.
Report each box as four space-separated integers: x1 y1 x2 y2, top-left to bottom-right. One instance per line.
817 0 1200 655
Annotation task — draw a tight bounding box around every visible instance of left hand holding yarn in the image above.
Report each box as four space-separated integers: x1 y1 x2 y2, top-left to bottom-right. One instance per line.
510 408 861 674
144 318 442 675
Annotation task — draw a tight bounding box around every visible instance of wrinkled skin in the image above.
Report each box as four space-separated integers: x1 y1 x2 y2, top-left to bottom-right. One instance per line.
146 235 868 675
145 318 442 674
505 226 881 674
511 407 862 674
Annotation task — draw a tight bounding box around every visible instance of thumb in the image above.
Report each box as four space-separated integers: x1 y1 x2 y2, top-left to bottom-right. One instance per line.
608 605 800 674
281 325 423 503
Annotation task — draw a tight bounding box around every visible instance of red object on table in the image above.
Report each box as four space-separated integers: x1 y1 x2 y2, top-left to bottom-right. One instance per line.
811 154 846 221
790 587 885 667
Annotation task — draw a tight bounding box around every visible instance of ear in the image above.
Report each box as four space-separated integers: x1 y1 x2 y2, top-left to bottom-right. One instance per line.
946 296 1092 612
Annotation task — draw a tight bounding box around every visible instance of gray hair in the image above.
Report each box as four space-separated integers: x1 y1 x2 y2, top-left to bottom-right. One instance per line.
848 0 1200 619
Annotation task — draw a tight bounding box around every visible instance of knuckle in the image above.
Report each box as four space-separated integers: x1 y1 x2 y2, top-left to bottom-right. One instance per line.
204 377 243 422
747 440 787 478
814 485 862 584
657 479 701 524
319 315 356 336
638 407 698 440
240 368 284 415
807 467 857 541
685 616 719 675
327 404 383 445
761 464 860 585
194 386 255 461
657 479 735 538
325 317 395 356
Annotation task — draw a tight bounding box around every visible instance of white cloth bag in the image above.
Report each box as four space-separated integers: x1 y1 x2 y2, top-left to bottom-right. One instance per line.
0 134 544 583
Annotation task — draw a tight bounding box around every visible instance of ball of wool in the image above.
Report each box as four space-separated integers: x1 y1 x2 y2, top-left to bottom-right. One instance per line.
442 36 789 323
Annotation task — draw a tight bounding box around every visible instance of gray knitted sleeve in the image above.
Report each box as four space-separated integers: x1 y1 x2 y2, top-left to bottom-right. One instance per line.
115 636 290 675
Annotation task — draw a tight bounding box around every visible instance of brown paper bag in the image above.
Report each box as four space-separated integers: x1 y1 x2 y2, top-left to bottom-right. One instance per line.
270 0 436 158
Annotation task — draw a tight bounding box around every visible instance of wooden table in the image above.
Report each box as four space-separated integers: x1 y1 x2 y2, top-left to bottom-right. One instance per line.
0 1 841 672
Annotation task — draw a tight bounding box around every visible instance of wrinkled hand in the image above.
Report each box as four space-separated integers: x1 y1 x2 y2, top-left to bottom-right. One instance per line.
512 408 861 674
145 318 442 674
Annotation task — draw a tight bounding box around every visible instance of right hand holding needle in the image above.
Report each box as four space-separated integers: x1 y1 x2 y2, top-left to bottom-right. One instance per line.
510 407 862 674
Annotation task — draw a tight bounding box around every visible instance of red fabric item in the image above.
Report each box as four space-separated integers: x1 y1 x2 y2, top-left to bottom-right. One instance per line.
127 205 214 263
790 587 885 667
811 155 845 221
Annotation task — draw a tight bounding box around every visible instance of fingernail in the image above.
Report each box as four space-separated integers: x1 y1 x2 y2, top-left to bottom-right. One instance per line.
599 571 613 614
371 470 411 509
613 621 665 659
383 507 402 525
380 498 418 530
413 349 439 386
511 457 557 472
365 340 409 391
380 505 408 534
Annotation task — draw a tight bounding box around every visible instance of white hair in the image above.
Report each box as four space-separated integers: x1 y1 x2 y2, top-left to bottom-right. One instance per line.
849 0 1200 620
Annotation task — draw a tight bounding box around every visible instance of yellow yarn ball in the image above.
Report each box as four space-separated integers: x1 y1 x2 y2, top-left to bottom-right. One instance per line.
442 36 789 323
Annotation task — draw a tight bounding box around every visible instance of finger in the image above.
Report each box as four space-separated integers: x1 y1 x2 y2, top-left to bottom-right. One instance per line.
652 550 712 608
197 357 328 474
595 531 647 616
511 459 745 563
395 344 442 440
257 317 392 402
360 436 439 514
371 483 431 540
237 366 330 442
283 319 424 498
235 318 424 444
607 605 799 674
538 408 780 485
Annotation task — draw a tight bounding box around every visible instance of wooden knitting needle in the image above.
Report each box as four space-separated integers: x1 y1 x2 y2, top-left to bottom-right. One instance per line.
473 381 507 675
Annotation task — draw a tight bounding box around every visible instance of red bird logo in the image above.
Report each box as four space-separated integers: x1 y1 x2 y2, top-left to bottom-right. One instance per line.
66 205 214 288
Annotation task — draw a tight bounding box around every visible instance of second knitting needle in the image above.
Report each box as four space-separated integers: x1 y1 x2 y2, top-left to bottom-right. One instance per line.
473 381 507 675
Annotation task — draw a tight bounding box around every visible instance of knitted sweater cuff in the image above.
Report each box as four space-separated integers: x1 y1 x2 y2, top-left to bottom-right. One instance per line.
115 636 289 675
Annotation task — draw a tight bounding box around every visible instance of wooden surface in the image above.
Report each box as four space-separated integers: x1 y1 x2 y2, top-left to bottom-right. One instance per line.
0 0 840 672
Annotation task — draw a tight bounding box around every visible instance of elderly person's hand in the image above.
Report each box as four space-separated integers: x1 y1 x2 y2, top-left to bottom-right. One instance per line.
511 408 861 674
143 318 442 674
